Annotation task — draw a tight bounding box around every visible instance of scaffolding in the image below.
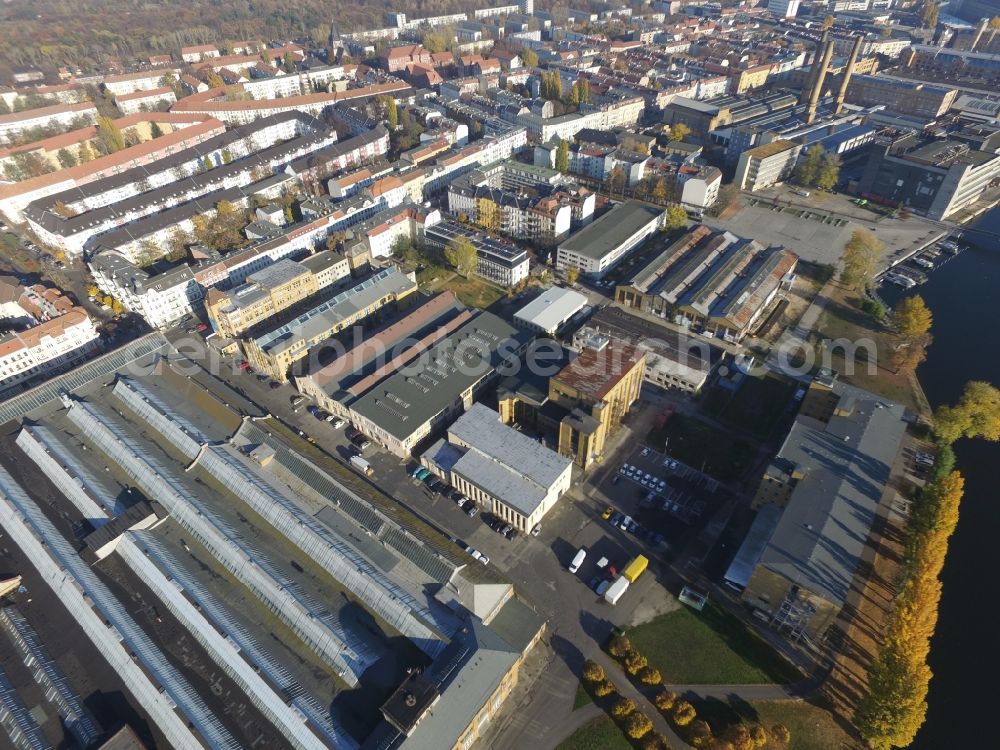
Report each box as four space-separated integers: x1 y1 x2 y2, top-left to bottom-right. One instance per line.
0 667 48 750
117 534 338 750
0 465 235 750
15 426 111 525
130 531 356 750
0 607 102 749
64 398 370 685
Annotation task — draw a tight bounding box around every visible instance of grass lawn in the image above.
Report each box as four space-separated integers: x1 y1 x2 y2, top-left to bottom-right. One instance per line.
573 681 593 710
691 698 860 750
813 285 927 415
646 414 756 483
420 270 505 310
626 603 800 685
701 374 796 437
555 716 632 750
755 701 860 750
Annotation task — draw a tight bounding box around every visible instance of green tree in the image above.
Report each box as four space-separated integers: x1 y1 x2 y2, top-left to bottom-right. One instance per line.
624 712 653 739
664 205 688 231
611 697 635 718
933 381 1000 445
191 199 248 251
444 235 478 277
669 123 691 142
840 228 883 291
566 266 580 285
422 30 451 53
581 659 604 682
150 121 164 138
816 150 842 190
202 155 213 171
822 15 835 30
221 148 233 164
57 148 78 169
555 137 569 173
96 115 125 153
77 141 95 163
770 724 791 745
607 165 626 197
795 145 825 188
891 295 933 341
568 81 580 106
578 78 590 103
381 95 398 129
282 50 295 73
651 178 668 205
0 98 9 115
521 47 538 67
991 16 1000 30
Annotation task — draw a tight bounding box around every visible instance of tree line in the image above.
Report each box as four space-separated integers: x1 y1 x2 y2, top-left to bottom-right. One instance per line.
856 380 1000 748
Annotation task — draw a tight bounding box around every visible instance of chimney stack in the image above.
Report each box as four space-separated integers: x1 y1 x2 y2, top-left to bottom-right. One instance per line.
800 30 829 105
806 39 834 125
834 36 863 115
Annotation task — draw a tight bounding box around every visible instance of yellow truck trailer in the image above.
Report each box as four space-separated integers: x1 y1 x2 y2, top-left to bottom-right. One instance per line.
622 554 648 583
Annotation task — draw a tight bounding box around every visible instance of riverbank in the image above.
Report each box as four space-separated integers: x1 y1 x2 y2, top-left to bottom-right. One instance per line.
877 204 1000 749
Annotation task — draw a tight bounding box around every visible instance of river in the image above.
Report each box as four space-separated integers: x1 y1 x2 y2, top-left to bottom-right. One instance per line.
879 204 1000 748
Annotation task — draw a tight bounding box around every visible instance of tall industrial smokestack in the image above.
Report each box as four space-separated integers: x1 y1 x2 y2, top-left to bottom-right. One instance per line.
800 29 829 105
806 39 834 125
834 36 863 115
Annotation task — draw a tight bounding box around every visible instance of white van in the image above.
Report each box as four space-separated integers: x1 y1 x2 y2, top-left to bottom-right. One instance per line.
569 548 587 574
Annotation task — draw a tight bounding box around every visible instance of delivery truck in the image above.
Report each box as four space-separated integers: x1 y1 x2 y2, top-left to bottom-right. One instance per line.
604 576 629 605
350 455 373 476
622 554 648 583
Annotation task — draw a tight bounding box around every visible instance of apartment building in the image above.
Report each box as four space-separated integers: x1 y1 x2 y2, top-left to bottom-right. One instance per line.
205 252 350 337
89 254 204 329
0 102 98 145
243 267 418 381
114 87 177 115
0 306 100 398
0 115 227 225
101 69 182 96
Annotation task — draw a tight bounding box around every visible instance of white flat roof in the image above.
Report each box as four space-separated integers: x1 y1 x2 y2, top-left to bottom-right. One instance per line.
513 286 588 333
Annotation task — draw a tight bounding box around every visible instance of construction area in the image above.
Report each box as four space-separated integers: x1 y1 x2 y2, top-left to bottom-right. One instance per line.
0 337 541 750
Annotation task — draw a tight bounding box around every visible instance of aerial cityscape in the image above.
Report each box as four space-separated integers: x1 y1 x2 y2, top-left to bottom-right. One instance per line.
0 1 997 749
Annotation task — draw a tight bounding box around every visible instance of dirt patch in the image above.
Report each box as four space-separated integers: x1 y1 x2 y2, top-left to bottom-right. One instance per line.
627 581 680 627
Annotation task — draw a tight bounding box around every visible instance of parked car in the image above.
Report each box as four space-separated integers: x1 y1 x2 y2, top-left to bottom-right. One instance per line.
609 511 624 528
465 504 478 518
530 523 541 537
503 527 517 540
